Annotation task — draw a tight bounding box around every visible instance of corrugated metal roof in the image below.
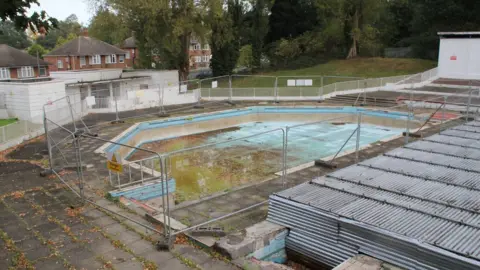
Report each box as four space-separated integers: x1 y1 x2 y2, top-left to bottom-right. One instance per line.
269 121 480 269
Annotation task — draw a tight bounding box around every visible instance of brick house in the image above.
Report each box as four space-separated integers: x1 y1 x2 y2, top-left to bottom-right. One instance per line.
118 36 138 68
44 34 129 71
119 36 212 70
0 44 50 81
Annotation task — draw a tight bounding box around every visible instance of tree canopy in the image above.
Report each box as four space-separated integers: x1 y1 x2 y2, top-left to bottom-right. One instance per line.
35 14 82 50
1 0 58 33
84 0 480 75
89 7 129 45
0 21 31 49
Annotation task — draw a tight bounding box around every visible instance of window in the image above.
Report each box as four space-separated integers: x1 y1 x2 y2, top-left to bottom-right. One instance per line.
80 56 86 66
202 55 210 63
119 55 125 63
203 44 209 50
140 84 149 90
0 68 10 80
90 55 101 65
125 51 130 59
193 43 201 50
195 56 202 63
39 67 47 77
106 54 117 64
18 66 34 78
57 60 63 69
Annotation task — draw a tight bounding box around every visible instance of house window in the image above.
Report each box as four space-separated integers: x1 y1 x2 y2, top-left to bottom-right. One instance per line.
90 55 101 65
202 55 210 63
80 56 86 66
140 84 149 90
195 56 202 63
125 51 130 59
106 54 117 64
18 66 34 78
0 68 10 80
193 43 201 50
203 44 209 50
57 60 63 69
39 67 47 77
119 55 125 63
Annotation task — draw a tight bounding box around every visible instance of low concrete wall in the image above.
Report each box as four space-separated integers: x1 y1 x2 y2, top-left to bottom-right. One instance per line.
215 221 287 260
0 79 67 122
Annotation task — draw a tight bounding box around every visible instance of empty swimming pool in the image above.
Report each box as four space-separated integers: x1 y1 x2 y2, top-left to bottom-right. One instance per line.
101 107 417 202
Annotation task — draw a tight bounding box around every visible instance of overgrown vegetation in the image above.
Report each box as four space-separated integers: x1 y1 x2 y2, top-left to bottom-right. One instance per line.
0 118 17 127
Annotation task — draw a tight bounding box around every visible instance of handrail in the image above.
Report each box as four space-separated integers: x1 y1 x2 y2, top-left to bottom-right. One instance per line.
414 102 446 134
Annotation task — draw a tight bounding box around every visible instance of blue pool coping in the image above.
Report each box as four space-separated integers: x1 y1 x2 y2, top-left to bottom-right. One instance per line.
106 106 412 154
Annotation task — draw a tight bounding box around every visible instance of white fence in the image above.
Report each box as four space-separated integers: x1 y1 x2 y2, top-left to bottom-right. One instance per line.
200 68 439 101
0 68 438 151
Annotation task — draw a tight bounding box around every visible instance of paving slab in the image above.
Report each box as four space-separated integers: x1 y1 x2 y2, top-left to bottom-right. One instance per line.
115 259 145 270
101 248 134 265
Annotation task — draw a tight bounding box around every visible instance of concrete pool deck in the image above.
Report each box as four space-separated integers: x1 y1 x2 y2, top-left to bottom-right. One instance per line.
1 100 463 269
166 117 463 248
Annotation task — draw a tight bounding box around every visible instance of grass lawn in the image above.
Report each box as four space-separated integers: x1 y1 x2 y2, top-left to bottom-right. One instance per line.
261 57 437 78
199 58 437 90
0 118 17 127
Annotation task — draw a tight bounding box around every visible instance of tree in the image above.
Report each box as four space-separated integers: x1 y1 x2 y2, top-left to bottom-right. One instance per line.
55 33 77 48
1 0 58 33
89 7 129 45
209 0 244 76
344 0 384 59
251 0 268 68
265 0 317 44
0 21 31 49
35 14 82 50
27 43 48 58
237 44 253 68
108 0 208 81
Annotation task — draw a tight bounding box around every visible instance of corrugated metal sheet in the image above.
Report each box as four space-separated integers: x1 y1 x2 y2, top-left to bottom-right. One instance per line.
405 141 480 160
267 123 480 270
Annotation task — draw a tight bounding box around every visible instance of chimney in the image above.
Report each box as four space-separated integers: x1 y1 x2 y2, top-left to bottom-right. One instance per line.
82 28 89 37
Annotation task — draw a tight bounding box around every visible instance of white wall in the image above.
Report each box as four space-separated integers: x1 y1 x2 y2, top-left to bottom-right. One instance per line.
0 80 67 122
122 70 179 87
50 69 123 83
438 38 480 79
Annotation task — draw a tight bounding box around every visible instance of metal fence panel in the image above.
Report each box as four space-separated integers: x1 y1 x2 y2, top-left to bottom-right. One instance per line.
165 128 286 237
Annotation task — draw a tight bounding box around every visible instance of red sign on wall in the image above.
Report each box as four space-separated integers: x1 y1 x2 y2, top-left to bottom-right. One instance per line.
450 55 457 61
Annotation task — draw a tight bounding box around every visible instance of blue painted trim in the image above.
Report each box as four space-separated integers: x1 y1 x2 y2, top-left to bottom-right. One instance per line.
248 230 288 264
105 106 411 154
109 179 176 201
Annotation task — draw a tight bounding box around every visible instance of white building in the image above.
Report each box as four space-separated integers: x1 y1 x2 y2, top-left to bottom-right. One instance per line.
438 32 480 80
1 68 199 124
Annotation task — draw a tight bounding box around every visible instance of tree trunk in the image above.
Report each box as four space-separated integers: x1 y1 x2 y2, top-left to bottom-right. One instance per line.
178 33 190 84
347 8 359 59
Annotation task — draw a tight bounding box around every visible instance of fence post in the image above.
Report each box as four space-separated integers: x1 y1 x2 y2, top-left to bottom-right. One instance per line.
363 82 367 105
1 126 5 142
114 96 120 122
405 104 411 144
274 77 279 103
441 96 447 131
42 107 53 173
355 112 362 163
66 96 78 132
466 88 472 122
24 119 28 135
321 76 324 88
228 75 233 104
318 87 323 103
284 127 289 187
334 83 337 93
